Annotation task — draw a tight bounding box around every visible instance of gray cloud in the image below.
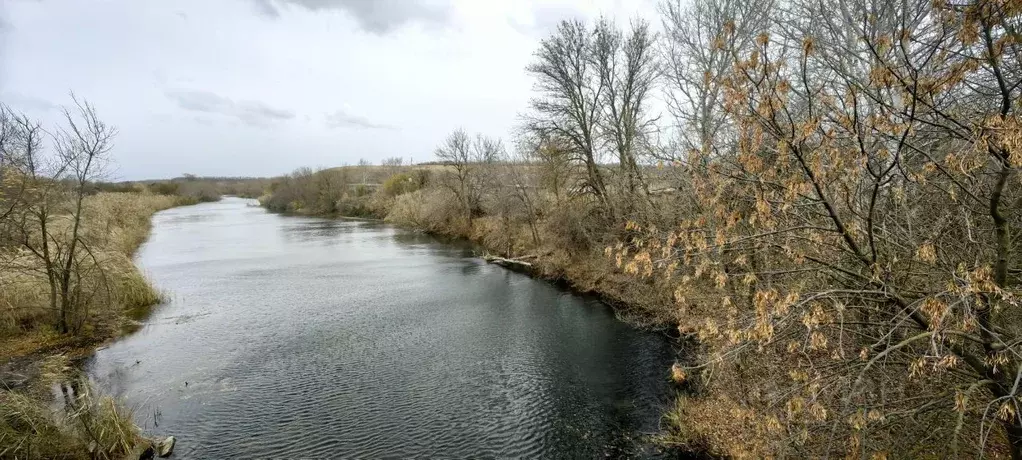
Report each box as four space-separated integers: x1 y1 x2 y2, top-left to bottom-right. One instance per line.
250 0 280 17
1 92 56 112
253 0 450 34
509 3 588 36
325 110 395 130
165 89 294 127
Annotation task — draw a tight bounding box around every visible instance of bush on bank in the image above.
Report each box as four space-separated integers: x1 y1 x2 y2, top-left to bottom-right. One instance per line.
0 192 184 459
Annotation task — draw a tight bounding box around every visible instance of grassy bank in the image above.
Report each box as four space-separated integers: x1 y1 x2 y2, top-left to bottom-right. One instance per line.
1 192 185 350
0 191 190 459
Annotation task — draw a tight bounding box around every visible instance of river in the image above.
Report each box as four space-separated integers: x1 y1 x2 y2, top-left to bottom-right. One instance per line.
87 197 680 458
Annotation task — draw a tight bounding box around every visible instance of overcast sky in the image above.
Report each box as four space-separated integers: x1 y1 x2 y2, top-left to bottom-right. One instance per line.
0 0 657 180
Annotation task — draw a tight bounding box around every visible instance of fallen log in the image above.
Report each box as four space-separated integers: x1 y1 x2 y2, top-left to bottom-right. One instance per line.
482 255 534 271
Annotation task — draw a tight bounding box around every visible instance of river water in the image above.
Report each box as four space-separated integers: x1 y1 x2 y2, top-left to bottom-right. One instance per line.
87 197 679 458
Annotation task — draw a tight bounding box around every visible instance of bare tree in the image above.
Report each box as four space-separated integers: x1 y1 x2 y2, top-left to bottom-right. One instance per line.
0 105 12 170
435 129 473 220
5 96 114 334
357 158 371 185
55 96 114 333
594 17 660 194
544 142 574 204
659 0 773 161
526 20 610 204
381 156 404 178
434 129 500 223
313 167 347 213
504 144 543 247
0 104 23 227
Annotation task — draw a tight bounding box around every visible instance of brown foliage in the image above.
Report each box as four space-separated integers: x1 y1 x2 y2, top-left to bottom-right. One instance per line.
618 0 1022 456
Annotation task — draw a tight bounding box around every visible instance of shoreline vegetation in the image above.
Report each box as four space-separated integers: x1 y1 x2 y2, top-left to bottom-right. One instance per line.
0 189 200 459
0 99 223 458
257 0 1022 457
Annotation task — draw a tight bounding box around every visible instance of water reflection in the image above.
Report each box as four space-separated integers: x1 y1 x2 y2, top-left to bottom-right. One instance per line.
87 197 679 458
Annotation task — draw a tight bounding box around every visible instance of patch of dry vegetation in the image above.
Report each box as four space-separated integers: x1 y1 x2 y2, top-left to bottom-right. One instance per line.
1 192 178 343
0 356 147 460
0 191 180 459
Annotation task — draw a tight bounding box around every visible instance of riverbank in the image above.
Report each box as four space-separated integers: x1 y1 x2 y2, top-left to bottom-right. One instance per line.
0 191 195 459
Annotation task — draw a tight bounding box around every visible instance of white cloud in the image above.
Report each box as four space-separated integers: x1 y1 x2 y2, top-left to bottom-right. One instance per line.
253 0 452 34
325 109 395 130
165 89 295 127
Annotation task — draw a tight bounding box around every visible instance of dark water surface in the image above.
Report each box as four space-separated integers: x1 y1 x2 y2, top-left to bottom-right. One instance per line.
87 197 679 458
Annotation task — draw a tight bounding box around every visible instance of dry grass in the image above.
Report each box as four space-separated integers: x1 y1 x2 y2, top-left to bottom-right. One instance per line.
0 192 181 460
0 275 49 337
118 271 166 321
0 192 178 340
386 188 467 235
80 192 182 255
0 380 147 459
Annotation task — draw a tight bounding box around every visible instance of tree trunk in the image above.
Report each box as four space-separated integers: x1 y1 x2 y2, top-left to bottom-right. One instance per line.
59 189 87 334
38 207 65 334
990 160 1011 288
